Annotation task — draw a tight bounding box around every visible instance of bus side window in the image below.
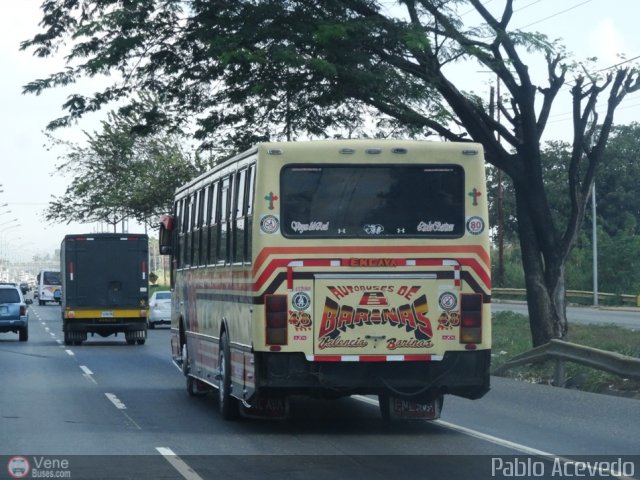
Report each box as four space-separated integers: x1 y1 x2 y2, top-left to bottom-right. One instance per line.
202 184 213 266
196 188 207 267
188 192 198 268
183 197 193 268
175 199 183 269
209 182 219 265
219 177 230 265
245 164 255 264
233 169 247 264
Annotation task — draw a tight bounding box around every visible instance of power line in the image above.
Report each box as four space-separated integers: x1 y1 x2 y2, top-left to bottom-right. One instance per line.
594 54 640 73
517 0 593 29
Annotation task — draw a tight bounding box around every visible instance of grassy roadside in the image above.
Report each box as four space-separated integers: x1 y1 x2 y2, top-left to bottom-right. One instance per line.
491 311 640 397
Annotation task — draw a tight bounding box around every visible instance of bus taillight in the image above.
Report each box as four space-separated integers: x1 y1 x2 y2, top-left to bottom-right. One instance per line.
265 295 287 345
460 293 483 344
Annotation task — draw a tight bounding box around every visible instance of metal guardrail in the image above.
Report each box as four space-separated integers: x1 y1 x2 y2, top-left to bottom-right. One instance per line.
492 287 639 306
492 339 640 386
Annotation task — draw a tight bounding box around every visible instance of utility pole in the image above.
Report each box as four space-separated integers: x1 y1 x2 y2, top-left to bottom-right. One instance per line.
592 183 598 306
489 81 505 285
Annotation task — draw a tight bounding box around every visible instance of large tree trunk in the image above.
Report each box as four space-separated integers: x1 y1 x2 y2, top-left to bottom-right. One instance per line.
516 191 569 347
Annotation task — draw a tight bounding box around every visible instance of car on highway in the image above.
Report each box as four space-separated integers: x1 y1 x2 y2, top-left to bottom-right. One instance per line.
19 282 29 294
0 284 31 341
148 290 171 329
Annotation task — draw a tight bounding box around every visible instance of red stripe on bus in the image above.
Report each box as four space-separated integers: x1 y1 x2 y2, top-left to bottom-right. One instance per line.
253 245 490 274
358 356 388 362
253 255 491 292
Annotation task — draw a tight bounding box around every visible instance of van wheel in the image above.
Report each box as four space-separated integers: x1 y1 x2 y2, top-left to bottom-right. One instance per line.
218 332 238 420
19 326 28 342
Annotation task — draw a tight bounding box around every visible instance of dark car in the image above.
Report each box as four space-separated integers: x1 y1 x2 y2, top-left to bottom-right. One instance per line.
0 284 31 341
19 282 29 294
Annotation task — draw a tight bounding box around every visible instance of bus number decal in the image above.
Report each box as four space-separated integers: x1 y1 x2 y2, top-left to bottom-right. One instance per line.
466 216 485 235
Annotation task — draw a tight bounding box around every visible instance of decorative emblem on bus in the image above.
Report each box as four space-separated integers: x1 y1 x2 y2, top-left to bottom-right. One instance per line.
363 224 384 235
291 292 311 311
466 216 485 235
468 188 482 206
438 292 458 311
264 191 279 210
260 215 280 234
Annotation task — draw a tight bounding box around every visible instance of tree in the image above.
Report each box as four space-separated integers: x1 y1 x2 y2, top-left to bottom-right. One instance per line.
23 0 640 346
46 110 208 229
491 124 640 295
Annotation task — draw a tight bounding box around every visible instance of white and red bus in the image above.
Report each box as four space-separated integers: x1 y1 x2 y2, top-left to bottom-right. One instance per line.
159 139 491 420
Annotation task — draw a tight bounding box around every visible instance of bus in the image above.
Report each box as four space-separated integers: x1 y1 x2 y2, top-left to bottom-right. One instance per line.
36 270 62 306
159 139 491 420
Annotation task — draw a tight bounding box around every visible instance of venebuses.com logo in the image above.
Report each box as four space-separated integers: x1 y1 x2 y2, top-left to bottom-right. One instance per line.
7 456 71 478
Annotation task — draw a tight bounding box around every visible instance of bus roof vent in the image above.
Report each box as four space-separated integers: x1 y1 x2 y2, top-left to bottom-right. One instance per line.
366 148 382 154
391 148 408 154
339 148 356 155
462 149 478 156
268 149 283 155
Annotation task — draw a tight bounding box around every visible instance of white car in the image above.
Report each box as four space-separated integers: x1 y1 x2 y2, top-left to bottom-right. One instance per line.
148 291 171 328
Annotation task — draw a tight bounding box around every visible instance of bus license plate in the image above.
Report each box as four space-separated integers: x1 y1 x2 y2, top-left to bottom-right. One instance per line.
101 311 114 318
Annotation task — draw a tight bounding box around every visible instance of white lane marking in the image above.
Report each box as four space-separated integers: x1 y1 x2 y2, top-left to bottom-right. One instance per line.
353 394 551 455
56 340 62 345
156 447 204 480
80 365 93 376
352 395 636 480
65 349 75 356
105 393 126 410
45 327 50 332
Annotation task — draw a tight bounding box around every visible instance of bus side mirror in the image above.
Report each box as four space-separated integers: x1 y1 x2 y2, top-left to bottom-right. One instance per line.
159 214 174 255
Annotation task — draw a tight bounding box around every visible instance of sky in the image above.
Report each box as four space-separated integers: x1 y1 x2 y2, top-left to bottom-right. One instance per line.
2 0 640 262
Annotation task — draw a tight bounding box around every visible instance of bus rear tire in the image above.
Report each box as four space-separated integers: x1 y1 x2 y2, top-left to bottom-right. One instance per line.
218 332 238 420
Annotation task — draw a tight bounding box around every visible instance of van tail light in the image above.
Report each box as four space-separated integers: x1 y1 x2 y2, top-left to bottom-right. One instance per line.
20 306 26 316
265 294 287 345
460 294 483 345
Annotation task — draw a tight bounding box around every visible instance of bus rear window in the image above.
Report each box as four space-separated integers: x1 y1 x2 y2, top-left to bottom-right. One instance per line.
280 164 465 238
43 272 61 285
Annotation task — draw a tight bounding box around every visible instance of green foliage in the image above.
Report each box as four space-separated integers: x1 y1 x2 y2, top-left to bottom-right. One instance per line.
45 105 209 228
493 124 640 296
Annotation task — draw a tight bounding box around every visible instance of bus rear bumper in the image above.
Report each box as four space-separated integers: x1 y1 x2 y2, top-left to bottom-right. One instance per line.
253 350 491 401
64 319 147 336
